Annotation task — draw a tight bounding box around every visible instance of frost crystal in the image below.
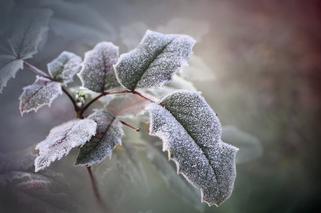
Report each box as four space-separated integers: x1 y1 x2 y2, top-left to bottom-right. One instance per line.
148 90 238 206
8 8 52 59
34 119 97 172
48 51 82 84
79 42 120 92
115 30 196 91
19 76 62 115
76 111 124 167
0 55 23 93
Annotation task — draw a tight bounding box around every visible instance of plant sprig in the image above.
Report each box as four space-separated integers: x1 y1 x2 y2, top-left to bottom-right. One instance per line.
1 25 239 210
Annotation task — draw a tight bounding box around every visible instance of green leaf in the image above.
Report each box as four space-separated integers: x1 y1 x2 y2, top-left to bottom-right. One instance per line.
19 76 62 115
76 111 124 166
48 51 82 84
115 30 195 91
148 90 238 206
34 119 97 172
79 42 120 93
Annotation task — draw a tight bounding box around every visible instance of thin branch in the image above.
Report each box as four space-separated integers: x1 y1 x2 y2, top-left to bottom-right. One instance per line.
79 90 130 117
80 90 156 117
80 93 107 116
24 61 51 79
120 120 140 132
132 90 156 103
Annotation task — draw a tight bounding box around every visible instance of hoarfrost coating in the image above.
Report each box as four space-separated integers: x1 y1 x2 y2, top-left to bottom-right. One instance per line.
76 111 124 167
34 119 97 172
115 30 195 90
148 91 238 206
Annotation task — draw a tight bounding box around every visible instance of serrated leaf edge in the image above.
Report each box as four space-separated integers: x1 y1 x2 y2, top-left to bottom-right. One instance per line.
34 119 97 172
75 117 124 167
78 42 119 92
148 90 239 206
114 29 196 91
19 76 63 116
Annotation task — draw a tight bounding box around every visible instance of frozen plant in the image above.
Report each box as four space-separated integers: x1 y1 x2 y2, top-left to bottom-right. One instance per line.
0 8 238 211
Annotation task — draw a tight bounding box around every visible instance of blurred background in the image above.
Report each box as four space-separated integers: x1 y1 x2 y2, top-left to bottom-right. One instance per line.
0 0 321 212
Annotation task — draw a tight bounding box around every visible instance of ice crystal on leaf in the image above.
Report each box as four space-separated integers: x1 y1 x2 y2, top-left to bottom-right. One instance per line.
79 42 120 92
19 76 62 115
0 25 239 207
48 51 82 84
115 30 195 91
34 119 97 172
148 90 238 206
76 111 124 167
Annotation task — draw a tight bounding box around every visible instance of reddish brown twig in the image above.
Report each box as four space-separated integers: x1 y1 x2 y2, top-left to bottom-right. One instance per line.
120 120 140 132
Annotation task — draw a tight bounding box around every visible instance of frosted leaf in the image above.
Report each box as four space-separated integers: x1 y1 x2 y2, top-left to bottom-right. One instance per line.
148 90 238 206
222 126 263 164
48 51 82 84
106 93 150 117
76 111 124 167
115 30 196 91
34 119 97 172
8 8 52 59
0 55 23 93
19 76 63 115
79 42 120 92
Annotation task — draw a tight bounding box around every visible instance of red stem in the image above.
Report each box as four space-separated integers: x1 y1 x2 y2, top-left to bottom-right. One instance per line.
132 90 156 103
80 90 156 117
23 61 156 212
120 120 140 132
79 90 130 117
